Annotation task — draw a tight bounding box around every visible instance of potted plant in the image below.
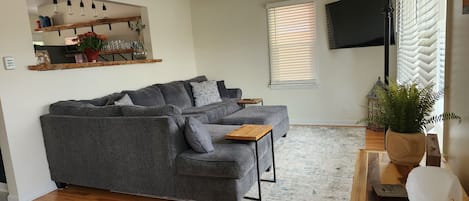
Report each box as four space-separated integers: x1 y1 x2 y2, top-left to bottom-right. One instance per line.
371 81 460 166
74 32 107 62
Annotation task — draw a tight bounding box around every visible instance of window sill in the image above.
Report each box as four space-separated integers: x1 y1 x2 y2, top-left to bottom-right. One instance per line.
269 82 319 89
28 59 162 71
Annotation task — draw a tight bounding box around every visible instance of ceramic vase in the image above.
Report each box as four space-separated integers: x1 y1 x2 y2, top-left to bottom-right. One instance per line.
386 129 426 166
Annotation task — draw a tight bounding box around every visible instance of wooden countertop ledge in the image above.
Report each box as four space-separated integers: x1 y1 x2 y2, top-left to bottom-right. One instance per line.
28 59 162 71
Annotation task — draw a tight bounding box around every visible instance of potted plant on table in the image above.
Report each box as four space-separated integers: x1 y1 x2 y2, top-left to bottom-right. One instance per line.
371 81 460 166
74 32 107 62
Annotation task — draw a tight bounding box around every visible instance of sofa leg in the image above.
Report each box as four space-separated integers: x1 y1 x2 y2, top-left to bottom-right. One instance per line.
282 133 287 138
55 182 67 189
266 166 271 172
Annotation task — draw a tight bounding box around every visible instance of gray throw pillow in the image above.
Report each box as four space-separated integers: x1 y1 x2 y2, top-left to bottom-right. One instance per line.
184 117 214 153
114 94 134 106
121 104 182 116
190 80 222 107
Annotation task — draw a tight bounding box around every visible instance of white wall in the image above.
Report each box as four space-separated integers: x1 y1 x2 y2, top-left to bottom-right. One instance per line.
0 0 197 200
445 0 469 192
190 0 397 125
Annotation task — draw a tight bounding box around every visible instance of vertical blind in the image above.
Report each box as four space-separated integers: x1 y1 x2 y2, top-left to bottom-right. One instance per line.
267 1 316 88
396 0 445 92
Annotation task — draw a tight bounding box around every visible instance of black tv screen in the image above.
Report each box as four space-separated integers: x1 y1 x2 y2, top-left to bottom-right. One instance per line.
326 0 395 49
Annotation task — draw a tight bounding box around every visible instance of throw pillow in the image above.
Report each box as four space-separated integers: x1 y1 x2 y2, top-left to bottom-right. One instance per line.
121 104 182 116
157 81 193 109
190 80 222 107
114 94 134 106
184 117 214 153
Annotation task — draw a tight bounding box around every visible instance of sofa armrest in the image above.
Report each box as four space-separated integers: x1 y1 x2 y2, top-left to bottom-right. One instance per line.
40 114 188 193
226 88 242 99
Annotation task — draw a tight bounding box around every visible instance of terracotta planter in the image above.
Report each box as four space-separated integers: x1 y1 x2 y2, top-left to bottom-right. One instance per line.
84 48 100 62
386 129 426 166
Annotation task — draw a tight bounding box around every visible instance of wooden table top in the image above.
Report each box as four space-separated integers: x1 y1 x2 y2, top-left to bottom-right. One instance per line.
350 150 469 201
225 124 272 141
238 98 263 105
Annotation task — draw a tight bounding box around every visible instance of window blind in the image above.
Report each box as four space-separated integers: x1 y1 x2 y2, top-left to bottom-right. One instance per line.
267 1 316 88
397 0 445 91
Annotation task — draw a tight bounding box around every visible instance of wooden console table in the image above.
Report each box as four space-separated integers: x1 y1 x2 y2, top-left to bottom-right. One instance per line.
351 150 469 201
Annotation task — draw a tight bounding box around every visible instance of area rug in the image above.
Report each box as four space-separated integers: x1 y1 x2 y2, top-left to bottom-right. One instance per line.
244 126 365 201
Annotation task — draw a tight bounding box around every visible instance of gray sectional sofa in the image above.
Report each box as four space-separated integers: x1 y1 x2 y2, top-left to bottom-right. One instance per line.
40 76 289 201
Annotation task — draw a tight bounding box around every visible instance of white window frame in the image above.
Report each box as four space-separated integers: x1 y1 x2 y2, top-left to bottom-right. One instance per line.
267 0 318 89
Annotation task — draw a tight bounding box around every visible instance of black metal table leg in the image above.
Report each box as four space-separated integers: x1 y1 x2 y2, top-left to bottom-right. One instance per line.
261 131 276 183
244 141 262 201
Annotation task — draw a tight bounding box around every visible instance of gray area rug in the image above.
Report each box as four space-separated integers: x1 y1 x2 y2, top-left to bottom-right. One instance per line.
244 126 365 201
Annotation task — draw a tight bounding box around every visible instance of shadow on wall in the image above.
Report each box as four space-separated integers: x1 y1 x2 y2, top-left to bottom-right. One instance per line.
0 151 4 183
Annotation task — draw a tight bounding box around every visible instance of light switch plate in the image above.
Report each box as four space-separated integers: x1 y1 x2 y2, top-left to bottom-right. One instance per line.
3 56 15 70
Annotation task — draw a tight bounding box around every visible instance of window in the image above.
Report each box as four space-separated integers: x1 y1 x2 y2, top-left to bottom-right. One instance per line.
267 0 316 88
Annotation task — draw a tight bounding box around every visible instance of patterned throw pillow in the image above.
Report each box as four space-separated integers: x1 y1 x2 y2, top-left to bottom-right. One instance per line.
190 80 222 107
114 94 134 106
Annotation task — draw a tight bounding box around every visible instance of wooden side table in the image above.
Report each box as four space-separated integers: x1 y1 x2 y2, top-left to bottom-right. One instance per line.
225 124 276 201
350 150 469 201
238 98 264 106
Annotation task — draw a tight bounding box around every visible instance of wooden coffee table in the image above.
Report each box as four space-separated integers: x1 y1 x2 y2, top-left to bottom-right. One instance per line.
351 150 469 201
225 124 276 201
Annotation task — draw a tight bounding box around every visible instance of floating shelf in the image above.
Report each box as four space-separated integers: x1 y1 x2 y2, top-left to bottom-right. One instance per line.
28 59 162 71
34 16 141 32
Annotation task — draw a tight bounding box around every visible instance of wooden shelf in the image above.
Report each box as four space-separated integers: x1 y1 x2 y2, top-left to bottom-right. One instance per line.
34 16 141 32
28 59 162 71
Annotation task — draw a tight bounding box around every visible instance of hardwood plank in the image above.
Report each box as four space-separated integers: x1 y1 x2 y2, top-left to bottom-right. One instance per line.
365 129 385 151
34 186 165 201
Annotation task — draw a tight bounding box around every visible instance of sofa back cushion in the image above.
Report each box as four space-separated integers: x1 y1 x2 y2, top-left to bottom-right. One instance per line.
121 104 182 116
182 75 208 106
49 101 122 116
80 92 124 106
157 81 192 109
123 85 165 107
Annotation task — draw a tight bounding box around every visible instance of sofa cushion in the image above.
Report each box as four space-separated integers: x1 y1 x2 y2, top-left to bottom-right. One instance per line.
176 143 254 179
217 80 229 98
80 92 124 106
182 99 242 123
184 117 214 153
123 85 165 107
49 101 122 116
158 81 192 109
221 106 288 125
121 104 182 116
182 75 208 106
113 94 134 106
190 80 222 107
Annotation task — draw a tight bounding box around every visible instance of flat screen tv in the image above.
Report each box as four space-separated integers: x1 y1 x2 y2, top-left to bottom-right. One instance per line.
326 0 395 49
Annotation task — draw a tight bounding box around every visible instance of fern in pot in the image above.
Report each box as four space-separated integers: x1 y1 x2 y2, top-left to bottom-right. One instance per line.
372 81 460 166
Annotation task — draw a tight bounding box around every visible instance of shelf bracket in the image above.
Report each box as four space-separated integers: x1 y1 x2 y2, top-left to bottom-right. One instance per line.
58 30 61 36
74 28 77 35
91 26 94 32
128 21 131 28
108 24 112 31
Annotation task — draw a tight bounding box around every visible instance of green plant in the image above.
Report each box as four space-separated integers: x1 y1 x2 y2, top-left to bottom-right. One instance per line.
73 32 107 51
370 81 460 133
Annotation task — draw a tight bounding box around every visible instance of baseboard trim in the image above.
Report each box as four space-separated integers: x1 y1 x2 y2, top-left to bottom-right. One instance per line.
291 123 366 128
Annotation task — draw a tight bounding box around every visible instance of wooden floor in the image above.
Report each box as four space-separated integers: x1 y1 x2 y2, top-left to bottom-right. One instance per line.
34 128 384 201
